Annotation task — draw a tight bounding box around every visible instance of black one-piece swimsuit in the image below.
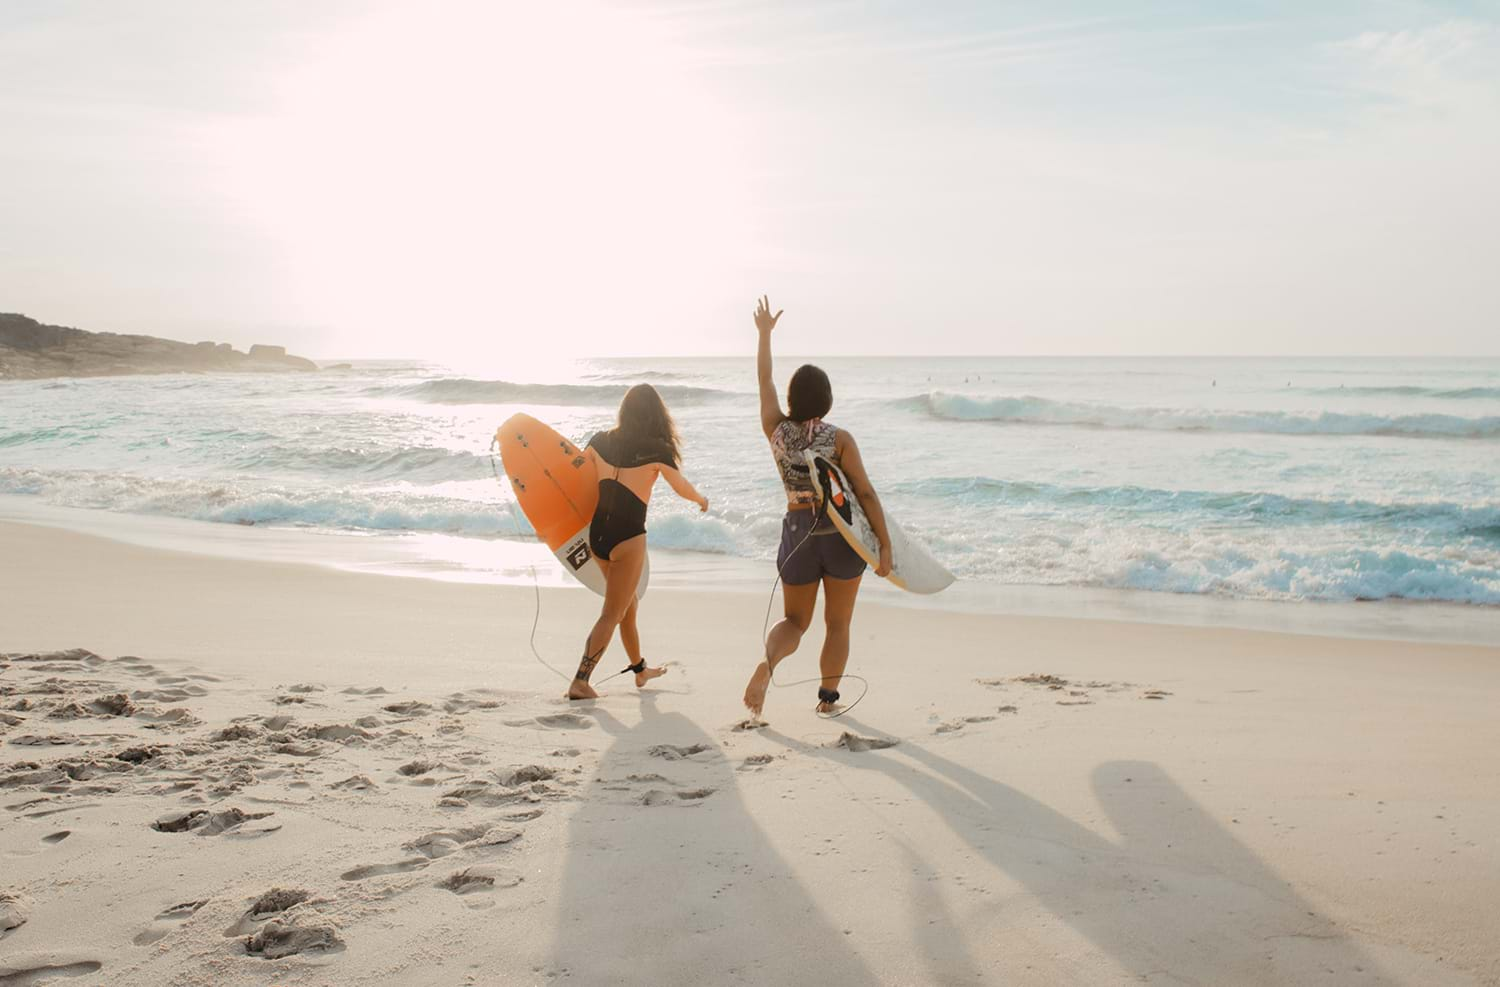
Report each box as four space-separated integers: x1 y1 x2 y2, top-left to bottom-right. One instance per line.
586 430 675 561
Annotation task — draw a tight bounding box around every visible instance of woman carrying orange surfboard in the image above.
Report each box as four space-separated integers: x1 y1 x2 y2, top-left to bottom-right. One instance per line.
743 296 894 718
568 384 709 700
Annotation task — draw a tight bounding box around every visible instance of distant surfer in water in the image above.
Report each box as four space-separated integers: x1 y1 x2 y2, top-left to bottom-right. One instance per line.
744 296 893 717
569 384 709 700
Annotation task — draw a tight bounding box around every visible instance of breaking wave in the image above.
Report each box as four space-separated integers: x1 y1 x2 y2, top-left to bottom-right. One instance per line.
913 392 1500 439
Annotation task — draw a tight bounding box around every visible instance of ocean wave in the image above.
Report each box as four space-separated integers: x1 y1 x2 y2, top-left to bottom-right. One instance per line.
4 464 1497 605
223 442 489 483
1305 385 1500 400
889 476 1500 538
1088 545 1500 605
386 377 736 406
0 467 534 538
912 392 1500 439
583 370 689 383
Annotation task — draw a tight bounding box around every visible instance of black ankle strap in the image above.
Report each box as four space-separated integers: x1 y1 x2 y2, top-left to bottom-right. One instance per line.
625 661 646 674
817 687 840 705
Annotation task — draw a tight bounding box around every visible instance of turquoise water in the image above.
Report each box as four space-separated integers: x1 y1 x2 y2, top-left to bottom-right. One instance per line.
3 356 1499 607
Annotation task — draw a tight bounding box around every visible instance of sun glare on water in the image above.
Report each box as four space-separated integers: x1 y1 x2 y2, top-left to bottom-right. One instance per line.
212 3 755 364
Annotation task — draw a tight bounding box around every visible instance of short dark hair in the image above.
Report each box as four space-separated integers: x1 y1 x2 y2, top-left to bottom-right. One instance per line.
787 364 832 422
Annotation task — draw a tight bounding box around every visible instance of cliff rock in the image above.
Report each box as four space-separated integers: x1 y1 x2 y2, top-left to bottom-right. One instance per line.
0 313 317 380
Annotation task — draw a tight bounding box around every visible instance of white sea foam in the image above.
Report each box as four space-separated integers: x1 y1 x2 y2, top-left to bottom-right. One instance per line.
918 392 1500 438
4 355 1499 607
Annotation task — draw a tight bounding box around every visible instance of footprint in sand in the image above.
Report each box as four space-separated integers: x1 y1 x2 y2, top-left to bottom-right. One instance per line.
439 775 558 807
438 865 522 895
831 733 898 753
244 917 343 959
2 891 31 938
738 755 774 771
340 859 430 882
934 714 997 735
647 743 712 760
221 888 311 937
404 826 521 860
341 686 389 696
41 830 70 844
9 735 76 747
302 724 374 743
382 701 432 717
210 724 260 743
443 694 504 714
495 765 556 787
0 961 104 984
23 802 101 818
330 775 376 791
152 807 278 837
532 713 592 730
134 899 209 945
639 787 716 806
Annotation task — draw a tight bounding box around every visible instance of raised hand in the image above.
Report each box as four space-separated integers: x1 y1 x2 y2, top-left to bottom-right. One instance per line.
754 295 783 334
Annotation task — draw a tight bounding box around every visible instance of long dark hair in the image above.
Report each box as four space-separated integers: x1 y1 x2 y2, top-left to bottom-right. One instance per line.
617 383 681 465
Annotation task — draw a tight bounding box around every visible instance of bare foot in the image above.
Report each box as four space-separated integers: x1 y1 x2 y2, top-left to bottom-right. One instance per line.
743 661 770 718
634 664 668 688
816 700 841 715
566 681 598 701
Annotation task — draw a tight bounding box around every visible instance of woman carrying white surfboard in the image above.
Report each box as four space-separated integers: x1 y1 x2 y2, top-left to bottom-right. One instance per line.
743 296 894 717
568 384 709 701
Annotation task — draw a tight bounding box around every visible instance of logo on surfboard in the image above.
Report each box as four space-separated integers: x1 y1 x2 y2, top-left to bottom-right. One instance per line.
566 541 591 570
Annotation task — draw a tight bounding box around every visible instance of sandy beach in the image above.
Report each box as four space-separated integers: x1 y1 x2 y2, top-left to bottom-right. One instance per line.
1 519 1497 985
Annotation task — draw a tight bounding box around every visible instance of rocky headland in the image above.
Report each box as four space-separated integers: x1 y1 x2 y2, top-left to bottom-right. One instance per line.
0 313 318 380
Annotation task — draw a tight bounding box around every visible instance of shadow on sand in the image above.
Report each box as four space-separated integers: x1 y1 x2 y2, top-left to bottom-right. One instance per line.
550 694 876 984
763 715 1398 985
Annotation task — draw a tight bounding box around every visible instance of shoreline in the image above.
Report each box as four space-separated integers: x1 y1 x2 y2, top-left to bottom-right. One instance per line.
2 496 1496 647
1 519 1498 983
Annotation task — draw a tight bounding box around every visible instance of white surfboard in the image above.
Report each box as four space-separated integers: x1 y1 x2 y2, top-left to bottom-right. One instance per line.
803 451 955 594
549 523 649 599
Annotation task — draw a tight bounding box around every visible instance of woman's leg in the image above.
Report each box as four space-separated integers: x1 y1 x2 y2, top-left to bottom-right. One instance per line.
615 596 667 687
618 596 641 663
742 579 819 717
816 572 863 711
568 536 648 700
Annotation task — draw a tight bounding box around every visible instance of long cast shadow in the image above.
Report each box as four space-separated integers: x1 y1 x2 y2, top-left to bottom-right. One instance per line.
550 695 876 984
766 717 1396 984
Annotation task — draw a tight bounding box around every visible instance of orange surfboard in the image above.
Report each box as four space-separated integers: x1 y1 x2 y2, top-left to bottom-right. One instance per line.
495 413 648 598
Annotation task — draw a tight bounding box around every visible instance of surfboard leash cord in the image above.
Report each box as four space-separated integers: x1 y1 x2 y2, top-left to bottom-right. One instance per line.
488 443 643 688
489 443 575 685
490 439 869 712
759 509 871 720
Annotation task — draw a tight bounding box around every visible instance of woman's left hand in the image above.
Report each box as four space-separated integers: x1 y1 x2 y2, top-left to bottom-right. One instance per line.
754 295 782 334
876 544 893 578
697 495 710 513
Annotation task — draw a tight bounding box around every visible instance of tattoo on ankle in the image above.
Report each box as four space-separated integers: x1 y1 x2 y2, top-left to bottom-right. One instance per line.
574 651 600 682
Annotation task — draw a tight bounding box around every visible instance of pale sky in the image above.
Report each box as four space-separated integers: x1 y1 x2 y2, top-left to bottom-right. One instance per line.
2 1 1498 360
